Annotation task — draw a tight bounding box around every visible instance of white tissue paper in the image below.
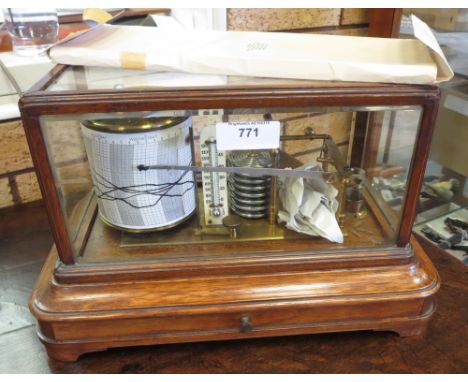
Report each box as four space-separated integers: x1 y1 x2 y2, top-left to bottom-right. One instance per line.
278 164 344 243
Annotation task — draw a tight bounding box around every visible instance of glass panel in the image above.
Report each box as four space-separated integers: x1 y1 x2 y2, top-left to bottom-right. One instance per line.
364 109 422 231
39 116 94 256
40 105 422 265
47 66 230 91
46 65 399 92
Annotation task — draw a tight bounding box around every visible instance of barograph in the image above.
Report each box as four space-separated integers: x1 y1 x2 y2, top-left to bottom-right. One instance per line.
20 65 440 361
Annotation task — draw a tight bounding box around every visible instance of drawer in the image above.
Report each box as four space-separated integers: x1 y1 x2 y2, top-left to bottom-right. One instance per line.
49 297 427 342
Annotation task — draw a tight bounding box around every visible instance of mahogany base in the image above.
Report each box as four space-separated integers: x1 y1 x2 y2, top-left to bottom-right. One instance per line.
30 237 440 362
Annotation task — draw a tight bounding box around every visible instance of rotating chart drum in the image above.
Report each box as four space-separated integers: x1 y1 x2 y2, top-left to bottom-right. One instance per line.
81 116 196 232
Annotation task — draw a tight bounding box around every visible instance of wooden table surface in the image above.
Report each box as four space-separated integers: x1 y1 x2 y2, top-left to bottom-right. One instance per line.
0 202 467 373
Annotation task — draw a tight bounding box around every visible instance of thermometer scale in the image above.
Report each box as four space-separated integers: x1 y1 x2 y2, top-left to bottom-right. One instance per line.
200 125 229 225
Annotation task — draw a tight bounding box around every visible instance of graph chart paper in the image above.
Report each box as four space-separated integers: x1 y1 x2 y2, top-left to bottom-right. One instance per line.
81 118 196 231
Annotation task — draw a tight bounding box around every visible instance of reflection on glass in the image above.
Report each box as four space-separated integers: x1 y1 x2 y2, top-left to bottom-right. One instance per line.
39 117 93 255
364 109 422 232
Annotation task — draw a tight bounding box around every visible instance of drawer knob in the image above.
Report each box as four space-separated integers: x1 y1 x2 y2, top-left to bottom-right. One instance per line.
239 315 253 333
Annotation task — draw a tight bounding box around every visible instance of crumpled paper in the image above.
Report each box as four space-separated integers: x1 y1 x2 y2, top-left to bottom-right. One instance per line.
278 164 343 243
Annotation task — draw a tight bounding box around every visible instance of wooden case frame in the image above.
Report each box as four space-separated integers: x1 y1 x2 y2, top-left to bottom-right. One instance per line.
20 64 441 362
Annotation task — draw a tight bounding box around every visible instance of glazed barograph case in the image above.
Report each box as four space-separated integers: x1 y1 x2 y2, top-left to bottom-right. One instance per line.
20 65 440 361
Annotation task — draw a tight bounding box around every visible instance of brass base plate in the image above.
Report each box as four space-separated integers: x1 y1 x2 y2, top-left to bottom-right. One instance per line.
121 215 306 247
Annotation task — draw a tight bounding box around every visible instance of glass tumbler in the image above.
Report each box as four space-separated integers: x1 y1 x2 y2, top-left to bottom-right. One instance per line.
2 8 58 56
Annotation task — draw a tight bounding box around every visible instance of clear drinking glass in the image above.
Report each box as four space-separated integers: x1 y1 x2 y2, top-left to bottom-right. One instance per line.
2 8 58 56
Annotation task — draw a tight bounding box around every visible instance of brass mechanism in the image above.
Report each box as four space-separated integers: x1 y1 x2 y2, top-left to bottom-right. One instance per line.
222 215 243 239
